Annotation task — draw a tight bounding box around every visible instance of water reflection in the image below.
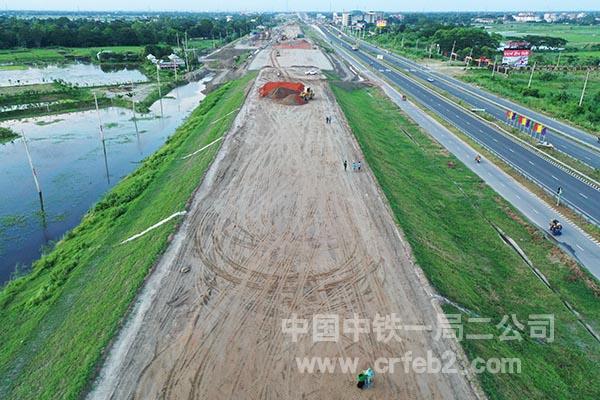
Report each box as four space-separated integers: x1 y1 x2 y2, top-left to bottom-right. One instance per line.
0 78 209 284
0 62 148 87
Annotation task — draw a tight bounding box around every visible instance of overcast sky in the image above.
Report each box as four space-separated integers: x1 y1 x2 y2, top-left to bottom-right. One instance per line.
3 1 599 12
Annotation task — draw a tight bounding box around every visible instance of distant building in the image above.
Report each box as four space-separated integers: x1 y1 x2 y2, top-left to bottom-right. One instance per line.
363 11 376 24
473 17 496 24
351 14 363 25
342 12 350 27
332 12 342 24
512 12 542 22
146 54 157 64
159 54 185 69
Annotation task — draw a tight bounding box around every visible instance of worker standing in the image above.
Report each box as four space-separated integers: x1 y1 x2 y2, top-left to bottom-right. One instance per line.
343 160 347 171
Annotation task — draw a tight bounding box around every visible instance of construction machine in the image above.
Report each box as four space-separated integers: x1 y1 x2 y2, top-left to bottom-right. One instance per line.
300 86 314 102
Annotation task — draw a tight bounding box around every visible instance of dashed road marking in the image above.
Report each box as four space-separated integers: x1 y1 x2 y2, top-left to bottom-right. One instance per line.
579 192 589 199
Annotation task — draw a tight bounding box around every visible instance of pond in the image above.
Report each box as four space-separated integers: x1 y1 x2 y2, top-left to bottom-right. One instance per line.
0 62 148 87
0 78 210 284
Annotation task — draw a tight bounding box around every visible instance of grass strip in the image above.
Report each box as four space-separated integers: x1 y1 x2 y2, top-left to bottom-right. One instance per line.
331 81 600 400
0 72 256 400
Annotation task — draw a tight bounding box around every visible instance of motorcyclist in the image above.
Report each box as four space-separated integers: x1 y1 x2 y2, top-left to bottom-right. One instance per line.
475 155 481 163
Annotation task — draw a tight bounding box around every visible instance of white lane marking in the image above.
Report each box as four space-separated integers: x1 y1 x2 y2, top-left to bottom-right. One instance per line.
515 194 521 199
551 175 559 181
492 138 498 143
576 244 585 251
532 208 539 214
509 148 515 153
121 211 187 244
528 161 535 166
579 192 588 199
181 137 224 160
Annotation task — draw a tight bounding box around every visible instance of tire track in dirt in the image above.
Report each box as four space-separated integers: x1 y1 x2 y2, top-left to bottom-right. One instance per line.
90 47 483 399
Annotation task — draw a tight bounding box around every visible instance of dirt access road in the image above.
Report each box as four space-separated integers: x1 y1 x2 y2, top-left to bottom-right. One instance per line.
90 44 482 399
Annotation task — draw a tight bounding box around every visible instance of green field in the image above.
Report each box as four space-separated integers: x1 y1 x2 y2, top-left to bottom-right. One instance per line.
486 23 600 49
331 81 600 400
0 46 144 64
462 69 600 133
0 72 255 400
187 38 221 51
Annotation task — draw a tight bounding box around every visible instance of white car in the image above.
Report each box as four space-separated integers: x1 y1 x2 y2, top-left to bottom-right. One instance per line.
305 70 318 75
536 141 554 149
427 77 435 82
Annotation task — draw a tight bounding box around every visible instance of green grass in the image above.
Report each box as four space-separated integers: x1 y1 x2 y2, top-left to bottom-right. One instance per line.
485 23 600 49
0 126 19 142
0 46 144 64
331 81 600 400
0 64 27 70
187 38 221 51
0 83 114 121
0 71 256 400
462 69 600 133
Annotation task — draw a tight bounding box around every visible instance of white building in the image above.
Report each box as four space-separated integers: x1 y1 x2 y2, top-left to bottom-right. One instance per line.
512 12 542 22
342 12 350 27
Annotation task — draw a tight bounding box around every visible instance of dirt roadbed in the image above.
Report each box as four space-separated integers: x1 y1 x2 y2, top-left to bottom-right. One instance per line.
89 61 481 399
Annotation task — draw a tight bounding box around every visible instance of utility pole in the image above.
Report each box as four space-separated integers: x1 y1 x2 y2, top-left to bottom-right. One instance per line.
449 40 456 61
492 55 498 77
415 38 419 51
184 31 190 72
555 51 561 70
527 61 537 88
156 63 163 116
401 34 404 48
93 93 110 183
21 130 44 212
556 186 563 206
578 69 590 107
130 81 138 135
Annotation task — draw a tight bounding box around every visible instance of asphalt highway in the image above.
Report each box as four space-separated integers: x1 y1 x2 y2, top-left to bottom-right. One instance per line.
321 25 600 226
333 28 600 169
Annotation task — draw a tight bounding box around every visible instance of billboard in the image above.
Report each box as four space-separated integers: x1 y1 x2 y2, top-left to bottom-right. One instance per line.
502 49 531 67
376 19 387 28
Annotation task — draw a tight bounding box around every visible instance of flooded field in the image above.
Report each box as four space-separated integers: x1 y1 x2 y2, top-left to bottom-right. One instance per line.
0 62 148 87
0 79 209 284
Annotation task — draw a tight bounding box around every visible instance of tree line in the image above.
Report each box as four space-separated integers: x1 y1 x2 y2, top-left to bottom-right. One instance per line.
0 14 273 49
374 20 502 59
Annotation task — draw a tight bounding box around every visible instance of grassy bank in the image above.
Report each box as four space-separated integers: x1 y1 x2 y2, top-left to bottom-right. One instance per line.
0 46 144 65
462 69 600 133
0 127 19 143
0 72 255 399
331 81 600 399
